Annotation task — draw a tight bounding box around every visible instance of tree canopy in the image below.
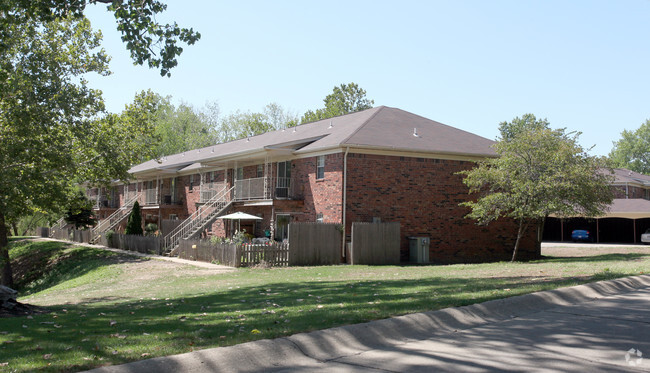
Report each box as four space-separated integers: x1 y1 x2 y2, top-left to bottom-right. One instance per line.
459 115 614 261
609 119 650 174
3 0 201 77
301 83 374 123
0 16 161 287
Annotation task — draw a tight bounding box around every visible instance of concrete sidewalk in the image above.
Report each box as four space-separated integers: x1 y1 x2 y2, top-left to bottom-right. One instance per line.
86 275 650 372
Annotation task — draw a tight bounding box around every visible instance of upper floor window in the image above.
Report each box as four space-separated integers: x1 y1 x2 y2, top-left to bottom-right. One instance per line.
257 165 264 178
210 171 215 183
316 156 325 179
316 213 324 223
189 174 194 191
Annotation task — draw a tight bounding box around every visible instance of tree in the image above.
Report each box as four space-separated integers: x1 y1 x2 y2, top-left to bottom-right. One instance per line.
218 103 298 143
0 16 160 287
301 83 374 123
125 201 143 235
3 0 201 77
459 115 614 262
609 119 650 174
149 93 220 156
64 192 97 230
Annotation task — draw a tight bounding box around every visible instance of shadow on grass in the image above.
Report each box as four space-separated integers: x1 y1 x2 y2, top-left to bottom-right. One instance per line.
538 253 649 263
9 239 149 296
0 269 635 373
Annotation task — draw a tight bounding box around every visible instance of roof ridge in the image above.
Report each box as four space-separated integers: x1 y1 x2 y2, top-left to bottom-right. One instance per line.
339 106 386 145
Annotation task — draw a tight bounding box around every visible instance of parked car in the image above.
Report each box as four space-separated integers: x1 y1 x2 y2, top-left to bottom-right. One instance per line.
571 229 594 243
641 229 650 244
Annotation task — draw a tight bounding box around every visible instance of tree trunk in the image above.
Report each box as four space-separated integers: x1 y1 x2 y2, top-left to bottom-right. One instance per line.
511 218 527 262
0 212 14 288
11 222 18 237
536 218 546 257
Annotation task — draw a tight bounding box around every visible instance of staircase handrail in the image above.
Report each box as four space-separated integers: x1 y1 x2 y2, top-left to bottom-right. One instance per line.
163 185 233 252
91 192 141 241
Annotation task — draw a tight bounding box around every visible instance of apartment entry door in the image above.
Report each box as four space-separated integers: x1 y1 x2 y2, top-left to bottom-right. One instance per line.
275 214 290 242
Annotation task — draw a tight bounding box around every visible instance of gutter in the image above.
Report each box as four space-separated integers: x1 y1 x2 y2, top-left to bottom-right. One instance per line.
342 146 350 259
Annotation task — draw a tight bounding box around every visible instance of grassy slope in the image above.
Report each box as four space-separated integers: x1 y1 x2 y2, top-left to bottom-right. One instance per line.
1 240 649 372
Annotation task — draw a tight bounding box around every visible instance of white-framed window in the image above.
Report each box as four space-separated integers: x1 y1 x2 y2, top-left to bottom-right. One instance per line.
189 174 194 191
210 171 215 183
316 155 325 179
169 214 178 220
316 213 324 223
257 165 264 178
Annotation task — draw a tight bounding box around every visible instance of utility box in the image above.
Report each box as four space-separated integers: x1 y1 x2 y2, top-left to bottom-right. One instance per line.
408 237 430 263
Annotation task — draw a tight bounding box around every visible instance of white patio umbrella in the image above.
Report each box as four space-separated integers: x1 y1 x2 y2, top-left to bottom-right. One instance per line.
218 212 262 233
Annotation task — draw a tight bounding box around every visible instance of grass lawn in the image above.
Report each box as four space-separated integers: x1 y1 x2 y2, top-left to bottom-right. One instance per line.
1 239 649 372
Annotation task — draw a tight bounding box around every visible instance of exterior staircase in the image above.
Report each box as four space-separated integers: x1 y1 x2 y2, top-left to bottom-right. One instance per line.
49 217 68 237
90 192 141 243
162 186 234 255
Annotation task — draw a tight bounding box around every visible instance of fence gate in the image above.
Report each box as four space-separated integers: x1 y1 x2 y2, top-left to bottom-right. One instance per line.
288 223 342 265
350 222 400 265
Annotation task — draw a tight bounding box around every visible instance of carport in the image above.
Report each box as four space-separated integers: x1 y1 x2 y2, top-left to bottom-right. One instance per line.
543 198 650 243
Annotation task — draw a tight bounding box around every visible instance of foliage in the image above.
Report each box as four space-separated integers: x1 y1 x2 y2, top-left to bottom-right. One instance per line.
219 103 299 143
459 114 614 261
125 201 143 235
7 211 54 237
104 230 115 247
147 92 221 156
301 82 374 123
63 191 97 229
609 119 650 174
144 223 158 236
3 0 201 77
4 240 649 371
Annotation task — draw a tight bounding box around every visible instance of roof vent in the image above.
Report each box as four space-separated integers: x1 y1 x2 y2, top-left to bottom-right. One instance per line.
211 148 214 153
182 152 185 157
247 137 250 142
413 128 420 137
328 121 333 129
293 126 297 133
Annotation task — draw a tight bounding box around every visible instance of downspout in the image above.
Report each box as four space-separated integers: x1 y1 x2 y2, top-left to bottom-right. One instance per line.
342 147 350 259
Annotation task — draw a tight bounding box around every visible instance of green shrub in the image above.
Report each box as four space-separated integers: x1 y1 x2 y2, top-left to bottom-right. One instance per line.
125 201 143 235
144 223 158 236
105 230 115 247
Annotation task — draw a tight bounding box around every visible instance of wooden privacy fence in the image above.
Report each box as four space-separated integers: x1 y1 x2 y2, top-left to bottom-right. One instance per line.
108 233 162 255
177 239 289 267
350 222 400 265
288 223 342 265
49 228 91 243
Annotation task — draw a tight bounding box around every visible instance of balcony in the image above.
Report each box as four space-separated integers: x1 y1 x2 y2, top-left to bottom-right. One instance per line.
233 177 301 201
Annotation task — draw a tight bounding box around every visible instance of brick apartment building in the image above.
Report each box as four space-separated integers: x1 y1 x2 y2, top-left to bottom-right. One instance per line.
87 106 538 263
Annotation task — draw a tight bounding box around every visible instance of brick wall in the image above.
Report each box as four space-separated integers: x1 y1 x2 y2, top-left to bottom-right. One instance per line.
613 185 647 199
345 153 538 264
292 155 343 223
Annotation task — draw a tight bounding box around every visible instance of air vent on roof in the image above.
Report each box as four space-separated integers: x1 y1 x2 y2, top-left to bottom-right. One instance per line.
413 128 419 137
328 121 333 129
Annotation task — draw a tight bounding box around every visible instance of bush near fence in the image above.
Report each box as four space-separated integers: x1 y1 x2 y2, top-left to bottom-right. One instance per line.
177 239 289 267
109 233 162 255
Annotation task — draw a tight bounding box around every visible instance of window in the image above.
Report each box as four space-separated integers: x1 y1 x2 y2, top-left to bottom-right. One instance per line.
169 214 178 220
257 165 264 178
210 171 215 183
316 156 325 179
316 213 324 223
189 174 194 191
236 167 244 180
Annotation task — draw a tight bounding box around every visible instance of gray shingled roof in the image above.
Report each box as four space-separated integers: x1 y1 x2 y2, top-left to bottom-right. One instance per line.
611 168 650 185
129 106 496 176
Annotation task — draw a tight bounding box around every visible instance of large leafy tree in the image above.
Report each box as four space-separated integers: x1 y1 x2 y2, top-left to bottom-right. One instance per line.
0 16 160 287
301 83 374 123
459 114 614 261
219 103 298 143
609 119 650 174
3 0 201 77
148 92 220 156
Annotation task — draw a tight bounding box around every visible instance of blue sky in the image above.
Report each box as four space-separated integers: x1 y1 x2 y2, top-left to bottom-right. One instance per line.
85 1 650 156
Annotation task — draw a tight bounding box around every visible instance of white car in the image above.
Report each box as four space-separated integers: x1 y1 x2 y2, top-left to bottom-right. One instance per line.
641 229 650 244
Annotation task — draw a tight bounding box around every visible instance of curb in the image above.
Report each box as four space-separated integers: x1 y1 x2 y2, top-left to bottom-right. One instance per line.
85 274 650 372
